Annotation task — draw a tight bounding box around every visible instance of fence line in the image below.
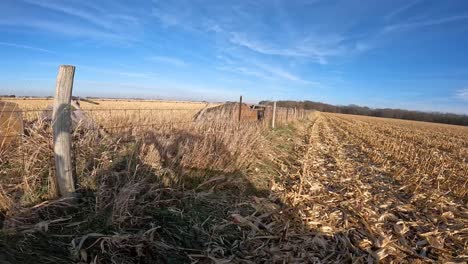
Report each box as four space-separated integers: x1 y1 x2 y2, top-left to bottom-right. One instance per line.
1 65 314 198
1 107 310 113
0 108 203 113
1 108 313 138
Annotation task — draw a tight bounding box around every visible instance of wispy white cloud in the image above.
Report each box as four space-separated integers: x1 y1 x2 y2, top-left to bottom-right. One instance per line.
149 0 365 65
0 18 130 42
216 52 315 84
152 8 181 28
229 33 305 57
0 41 56 54
151 2 224 36
229 32 354 64
384 14 468 32
22 0 140 29
456 88 468 101
2 0 144 44
385 0 424 20
254 62 314 84
217 65 275 81
147 56 187 67
22 0 111 29
151 0 201 31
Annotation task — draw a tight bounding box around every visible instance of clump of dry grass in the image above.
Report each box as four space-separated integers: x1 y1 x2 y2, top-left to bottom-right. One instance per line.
0 102 23 148
0 119 57 211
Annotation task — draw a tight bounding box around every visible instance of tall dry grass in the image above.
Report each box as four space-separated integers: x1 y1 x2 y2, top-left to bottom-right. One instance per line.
0 111 268 211
1 104 305 263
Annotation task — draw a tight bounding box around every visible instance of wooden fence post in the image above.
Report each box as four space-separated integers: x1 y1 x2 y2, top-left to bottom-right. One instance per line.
238 95 243 122
272 101 277 128
52 65 76 197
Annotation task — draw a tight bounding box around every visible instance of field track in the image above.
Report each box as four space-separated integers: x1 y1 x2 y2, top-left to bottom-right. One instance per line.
286 112 467 262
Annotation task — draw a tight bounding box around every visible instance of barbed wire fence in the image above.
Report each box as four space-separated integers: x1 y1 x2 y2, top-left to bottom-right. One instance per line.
0 65 313 198
1 105 308 140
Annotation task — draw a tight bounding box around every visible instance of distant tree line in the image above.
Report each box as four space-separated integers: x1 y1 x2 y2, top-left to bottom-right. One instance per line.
259 100 468 126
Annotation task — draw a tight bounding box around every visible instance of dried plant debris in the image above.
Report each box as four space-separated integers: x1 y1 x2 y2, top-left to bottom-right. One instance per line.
1 112 467 263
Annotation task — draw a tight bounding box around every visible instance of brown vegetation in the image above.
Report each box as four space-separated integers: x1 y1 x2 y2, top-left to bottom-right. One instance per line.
194 102 257 122
0 101 23 148
0 101 466 263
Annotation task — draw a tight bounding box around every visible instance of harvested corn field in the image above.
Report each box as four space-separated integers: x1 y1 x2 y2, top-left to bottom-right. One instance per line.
0 97 218 123
0 98 215 110
262 112 467 262
0 110 467 263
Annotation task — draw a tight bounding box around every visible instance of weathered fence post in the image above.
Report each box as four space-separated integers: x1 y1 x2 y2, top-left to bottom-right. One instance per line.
52 65 76 197
238 95 243 122
272 101 277 128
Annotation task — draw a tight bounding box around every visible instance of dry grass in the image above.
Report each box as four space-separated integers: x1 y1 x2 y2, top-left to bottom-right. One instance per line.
0 102 23 147
1 97 218 123
0 107 276 263
0 106 466 263
0 97 217 110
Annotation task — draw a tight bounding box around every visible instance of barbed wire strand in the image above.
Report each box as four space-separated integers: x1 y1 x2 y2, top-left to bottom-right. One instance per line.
0 108 200 113
0 106 306 140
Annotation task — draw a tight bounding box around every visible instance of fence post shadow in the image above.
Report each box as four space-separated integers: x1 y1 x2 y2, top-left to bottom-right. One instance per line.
52 65 76 198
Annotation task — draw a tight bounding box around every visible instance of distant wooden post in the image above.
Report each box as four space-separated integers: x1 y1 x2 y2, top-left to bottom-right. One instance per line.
52 65 76 197
238 95 243 122
286 108 289 122
272 101 277 128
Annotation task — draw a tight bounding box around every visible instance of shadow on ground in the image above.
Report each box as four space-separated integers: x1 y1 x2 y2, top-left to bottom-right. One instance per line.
0 121 366 263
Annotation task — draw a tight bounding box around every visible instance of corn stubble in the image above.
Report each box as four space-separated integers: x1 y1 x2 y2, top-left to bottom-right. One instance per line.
267 113 467 263
0 108 467 263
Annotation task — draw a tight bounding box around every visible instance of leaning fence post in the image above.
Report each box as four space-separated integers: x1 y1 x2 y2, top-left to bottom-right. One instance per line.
238 95 243 122
52 65 76 197
272 101 277 128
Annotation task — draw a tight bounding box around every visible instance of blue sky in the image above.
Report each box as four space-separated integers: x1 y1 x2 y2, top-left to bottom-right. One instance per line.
0 0 468 113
